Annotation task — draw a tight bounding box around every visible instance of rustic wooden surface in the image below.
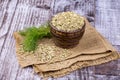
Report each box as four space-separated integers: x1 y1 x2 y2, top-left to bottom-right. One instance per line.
0 0 120 80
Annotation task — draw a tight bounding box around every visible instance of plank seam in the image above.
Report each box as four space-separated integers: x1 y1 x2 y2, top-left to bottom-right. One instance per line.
0 1 18 56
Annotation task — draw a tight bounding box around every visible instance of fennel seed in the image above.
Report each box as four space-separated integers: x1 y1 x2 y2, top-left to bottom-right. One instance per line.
51 11 84 32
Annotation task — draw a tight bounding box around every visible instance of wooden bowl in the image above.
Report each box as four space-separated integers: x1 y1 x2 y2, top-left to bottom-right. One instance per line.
50 21 86 48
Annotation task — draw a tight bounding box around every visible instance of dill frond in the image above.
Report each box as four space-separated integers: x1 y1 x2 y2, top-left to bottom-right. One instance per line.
19 23 52 52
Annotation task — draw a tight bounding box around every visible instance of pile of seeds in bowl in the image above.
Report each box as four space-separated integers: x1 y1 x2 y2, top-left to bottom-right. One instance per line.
51 11 84 32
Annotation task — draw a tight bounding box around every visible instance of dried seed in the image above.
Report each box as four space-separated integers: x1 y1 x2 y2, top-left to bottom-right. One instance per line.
52 11 84 32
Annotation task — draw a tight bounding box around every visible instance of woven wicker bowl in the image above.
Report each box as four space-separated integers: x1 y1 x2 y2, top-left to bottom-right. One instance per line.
50 21 86 48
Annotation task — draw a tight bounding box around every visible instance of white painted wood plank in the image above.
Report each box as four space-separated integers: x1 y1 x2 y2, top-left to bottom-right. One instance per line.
95 0 120 45
94 0 120 78
93 75 120 80
0 0 18 53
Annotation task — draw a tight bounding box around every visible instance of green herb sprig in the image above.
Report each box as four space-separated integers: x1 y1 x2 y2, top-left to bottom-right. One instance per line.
19 23 52 52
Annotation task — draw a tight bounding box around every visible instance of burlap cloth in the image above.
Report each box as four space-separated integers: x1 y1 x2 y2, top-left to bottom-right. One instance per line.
14 19 120 78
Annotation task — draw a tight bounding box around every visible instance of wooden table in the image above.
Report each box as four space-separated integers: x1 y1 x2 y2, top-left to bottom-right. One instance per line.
0 0 120 80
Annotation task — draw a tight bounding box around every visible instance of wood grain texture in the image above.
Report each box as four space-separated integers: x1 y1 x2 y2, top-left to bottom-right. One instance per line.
0 0 17 55
94 0 120 77
95 0 120 45
0 0 120 80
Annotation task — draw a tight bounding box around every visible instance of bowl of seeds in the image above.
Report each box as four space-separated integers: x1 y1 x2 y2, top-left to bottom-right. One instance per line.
50 11 85 48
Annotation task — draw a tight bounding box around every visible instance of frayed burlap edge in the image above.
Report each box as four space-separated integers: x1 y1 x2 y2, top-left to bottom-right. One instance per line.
33 51 120 78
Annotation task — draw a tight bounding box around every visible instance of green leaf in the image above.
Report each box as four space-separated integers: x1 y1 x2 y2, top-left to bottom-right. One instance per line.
19 23 52 52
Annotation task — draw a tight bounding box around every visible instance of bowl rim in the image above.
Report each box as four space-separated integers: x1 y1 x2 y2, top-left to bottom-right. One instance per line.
49 20 86 34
